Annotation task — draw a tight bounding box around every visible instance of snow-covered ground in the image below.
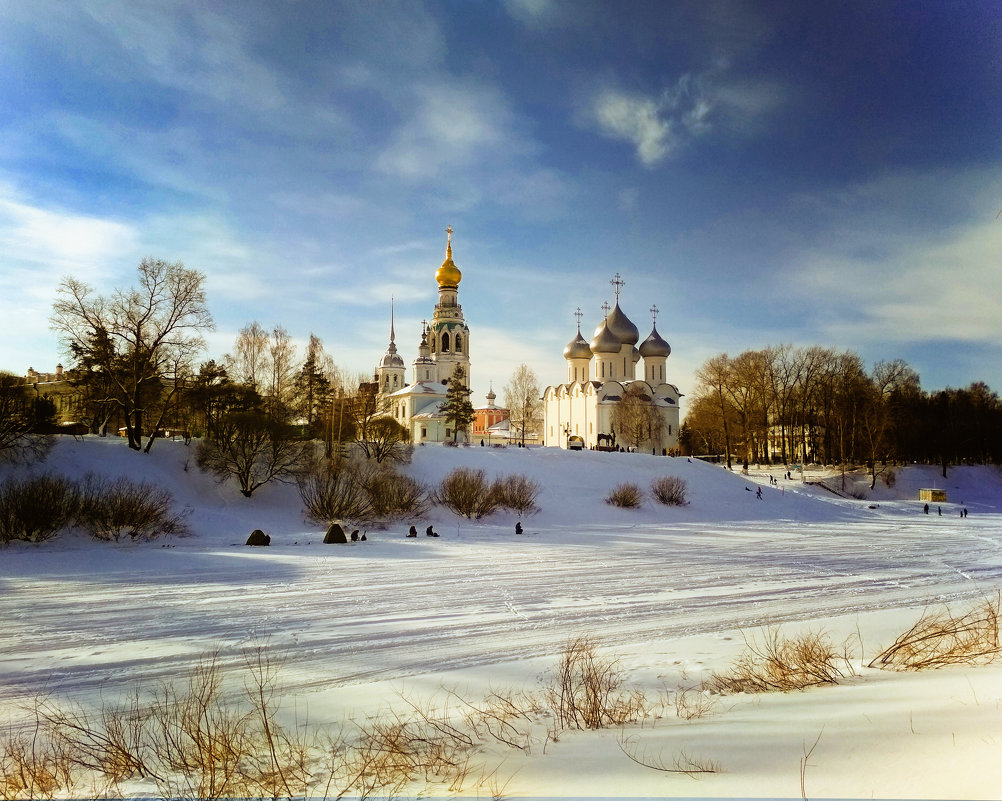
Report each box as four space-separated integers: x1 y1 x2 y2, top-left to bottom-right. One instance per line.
2 437 1001 798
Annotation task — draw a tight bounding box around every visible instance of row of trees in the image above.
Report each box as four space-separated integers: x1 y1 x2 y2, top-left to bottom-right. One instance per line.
684 344 1002 482
25 260 542 494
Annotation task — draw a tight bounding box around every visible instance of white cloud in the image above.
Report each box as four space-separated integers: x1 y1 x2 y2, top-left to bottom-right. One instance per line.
377 81 526 180
81 2 286 111
793 217 1002 347
594 91 675 167
0 186 140 370
593 71 784 166
0 188 136 286
503 0 559 25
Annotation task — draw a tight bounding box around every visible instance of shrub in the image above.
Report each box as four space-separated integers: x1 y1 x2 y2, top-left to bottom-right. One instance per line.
76 474 190 542
650 476 687 506
492 473 540 515
365 469 429 519
435 468 498 518
0 474 78 544
543 636 648 730
707 628 854 693
605 483 643 509
868 594 1000 670
297 458 374 524
0 716 75 799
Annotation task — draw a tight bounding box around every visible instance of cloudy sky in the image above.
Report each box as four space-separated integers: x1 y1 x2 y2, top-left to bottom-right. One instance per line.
2 0 1001 406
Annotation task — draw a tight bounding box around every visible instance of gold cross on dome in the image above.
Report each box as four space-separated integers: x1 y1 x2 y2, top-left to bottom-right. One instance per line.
445 225 453 245
574 306 583 329
610 272 625 300
601 301 611 318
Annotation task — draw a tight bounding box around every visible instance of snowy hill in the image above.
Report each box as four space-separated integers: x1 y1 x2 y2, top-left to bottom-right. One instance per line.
2 436 1001 799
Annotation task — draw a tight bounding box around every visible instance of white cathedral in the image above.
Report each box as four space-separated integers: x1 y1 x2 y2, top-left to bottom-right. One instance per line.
374 227 472 443
542 275 682 451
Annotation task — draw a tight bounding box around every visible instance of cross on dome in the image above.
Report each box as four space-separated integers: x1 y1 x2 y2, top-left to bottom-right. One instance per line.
650 303 659 326
601 301 611 318
574 306 583 330
610 272 625 300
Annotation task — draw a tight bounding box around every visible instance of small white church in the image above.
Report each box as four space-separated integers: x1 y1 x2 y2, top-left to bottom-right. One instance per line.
374 227 473 443
542 275 682 451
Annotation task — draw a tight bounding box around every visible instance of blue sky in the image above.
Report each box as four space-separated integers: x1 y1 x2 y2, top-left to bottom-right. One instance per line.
2 0 1001 407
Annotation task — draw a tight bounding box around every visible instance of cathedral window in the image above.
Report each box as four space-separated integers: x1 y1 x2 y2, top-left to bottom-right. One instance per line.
442 332 450 351
455 334 462 352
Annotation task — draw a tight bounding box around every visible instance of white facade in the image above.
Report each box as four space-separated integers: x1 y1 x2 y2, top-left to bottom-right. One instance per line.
543 281 682 452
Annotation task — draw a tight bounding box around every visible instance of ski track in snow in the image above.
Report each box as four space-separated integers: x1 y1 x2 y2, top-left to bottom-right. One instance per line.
3 514 1000 712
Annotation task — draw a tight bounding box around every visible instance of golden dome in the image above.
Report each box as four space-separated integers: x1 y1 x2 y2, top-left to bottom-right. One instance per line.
435 227 462 288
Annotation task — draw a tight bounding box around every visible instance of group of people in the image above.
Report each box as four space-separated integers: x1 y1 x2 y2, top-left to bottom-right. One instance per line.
922 503 969 517
406 522 527 537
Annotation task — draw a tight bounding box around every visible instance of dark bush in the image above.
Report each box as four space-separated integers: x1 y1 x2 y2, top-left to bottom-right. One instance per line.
651 475 687 506
435 467 498 518
298 458 374 524
606 483 644 509
76 474 189 541
492 473 540 515
0 474 78 544
364 470 429 519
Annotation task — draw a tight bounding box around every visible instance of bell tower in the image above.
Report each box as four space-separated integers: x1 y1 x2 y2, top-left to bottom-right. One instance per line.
429 226 471 388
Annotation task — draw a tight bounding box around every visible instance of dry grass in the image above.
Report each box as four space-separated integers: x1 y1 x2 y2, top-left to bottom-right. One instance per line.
668 685 717 721
543 636 650 730
606 483 644 509
651 475 688 506
454 688 540 753
617 733 720 777
0 709 75 801
868 594 1001 671
707 628 855 694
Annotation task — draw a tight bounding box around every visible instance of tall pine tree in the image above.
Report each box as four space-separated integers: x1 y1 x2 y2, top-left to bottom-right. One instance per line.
440 365 474 443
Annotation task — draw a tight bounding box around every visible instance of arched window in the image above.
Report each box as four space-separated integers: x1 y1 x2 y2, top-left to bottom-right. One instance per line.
455 334 462 352
442 332 450 351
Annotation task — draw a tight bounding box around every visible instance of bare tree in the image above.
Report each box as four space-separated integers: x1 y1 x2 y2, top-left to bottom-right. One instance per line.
695 354 735 469
0 372 53 463
266 326 297 422
195 411 311 497
357 417 412 463
50 258 213 452
612 383 663 450
227 322 269 391
861 359 919 488
503 364 542 446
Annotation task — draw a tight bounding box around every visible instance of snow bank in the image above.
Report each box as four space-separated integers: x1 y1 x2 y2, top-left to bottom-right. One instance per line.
1 436 1001 798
